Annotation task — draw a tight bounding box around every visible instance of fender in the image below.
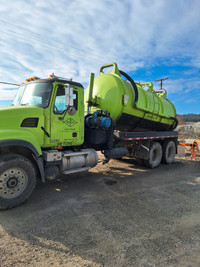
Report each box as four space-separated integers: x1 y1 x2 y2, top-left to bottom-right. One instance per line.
0 135 45 182
0 129 43 155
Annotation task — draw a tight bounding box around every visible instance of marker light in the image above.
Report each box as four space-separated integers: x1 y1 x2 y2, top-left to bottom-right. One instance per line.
49 73 56 78
25 76 40 82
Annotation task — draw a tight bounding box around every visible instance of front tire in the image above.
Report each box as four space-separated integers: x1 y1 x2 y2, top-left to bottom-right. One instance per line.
0 154 36 209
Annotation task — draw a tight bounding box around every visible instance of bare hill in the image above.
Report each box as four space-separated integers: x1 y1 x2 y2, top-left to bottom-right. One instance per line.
177 121 200 139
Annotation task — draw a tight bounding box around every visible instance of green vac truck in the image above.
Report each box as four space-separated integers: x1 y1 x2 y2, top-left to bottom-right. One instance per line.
84 62 178 166
0 63 178 209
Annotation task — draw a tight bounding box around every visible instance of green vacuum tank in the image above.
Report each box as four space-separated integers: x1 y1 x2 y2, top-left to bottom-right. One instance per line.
85 63 177 132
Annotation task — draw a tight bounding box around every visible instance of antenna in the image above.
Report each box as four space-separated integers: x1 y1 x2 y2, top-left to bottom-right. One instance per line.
155 78 168 89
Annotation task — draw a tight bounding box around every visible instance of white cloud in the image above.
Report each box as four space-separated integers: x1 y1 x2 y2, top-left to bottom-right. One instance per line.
162 78 200 95
0 0 199 102
0 89 18 100
185 98 197 104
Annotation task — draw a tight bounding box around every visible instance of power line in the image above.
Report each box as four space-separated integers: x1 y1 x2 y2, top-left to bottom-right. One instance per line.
0 18 114 83
0 27 105 65
0 82 20 86
0 19 106 64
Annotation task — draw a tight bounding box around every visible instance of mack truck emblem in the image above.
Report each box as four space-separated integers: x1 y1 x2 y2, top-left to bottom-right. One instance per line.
63 118 77 127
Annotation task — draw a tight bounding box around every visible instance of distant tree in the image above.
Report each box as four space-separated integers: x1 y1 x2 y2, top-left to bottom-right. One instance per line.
177 114 200 122
177 115 185 125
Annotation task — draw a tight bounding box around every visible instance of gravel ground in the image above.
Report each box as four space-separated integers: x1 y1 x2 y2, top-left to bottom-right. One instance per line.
0 150 200 266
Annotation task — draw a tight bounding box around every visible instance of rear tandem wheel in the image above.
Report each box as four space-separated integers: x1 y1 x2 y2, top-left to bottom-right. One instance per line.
161 140 176 164
143 142 162 168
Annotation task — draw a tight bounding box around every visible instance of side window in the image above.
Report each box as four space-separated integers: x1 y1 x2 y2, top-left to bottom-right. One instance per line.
54 86 65 114
54 85 78 114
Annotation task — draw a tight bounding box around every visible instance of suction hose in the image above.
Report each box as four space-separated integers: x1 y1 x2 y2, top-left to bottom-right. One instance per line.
170 116 178 130
119 70 138 102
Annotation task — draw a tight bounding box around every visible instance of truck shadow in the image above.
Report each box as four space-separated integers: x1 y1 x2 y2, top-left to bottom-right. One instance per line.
0 159 191 266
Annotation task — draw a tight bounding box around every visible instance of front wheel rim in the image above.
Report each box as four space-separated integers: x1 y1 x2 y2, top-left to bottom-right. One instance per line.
0 168 28 199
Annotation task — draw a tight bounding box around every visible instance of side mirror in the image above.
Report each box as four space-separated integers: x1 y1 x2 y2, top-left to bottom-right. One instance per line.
64 84 76 116
65 85 73 107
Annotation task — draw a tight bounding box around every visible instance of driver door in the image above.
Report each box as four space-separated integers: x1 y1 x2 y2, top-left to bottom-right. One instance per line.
50 84 83 146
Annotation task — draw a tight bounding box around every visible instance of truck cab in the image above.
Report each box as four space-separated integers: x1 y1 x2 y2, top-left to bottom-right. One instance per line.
0 76 98 209
11 77 85 149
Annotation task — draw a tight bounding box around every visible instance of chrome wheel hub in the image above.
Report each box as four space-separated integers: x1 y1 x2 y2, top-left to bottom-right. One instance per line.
0 168 28 199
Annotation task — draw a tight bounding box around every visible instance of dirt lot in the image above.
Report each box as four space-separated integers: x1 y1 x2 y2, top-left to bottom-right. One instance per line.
1 149 200 267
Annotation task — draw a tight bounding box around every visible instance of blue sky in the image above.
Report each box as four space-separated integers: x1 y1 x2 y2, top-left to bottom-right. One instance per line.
0 0 199 114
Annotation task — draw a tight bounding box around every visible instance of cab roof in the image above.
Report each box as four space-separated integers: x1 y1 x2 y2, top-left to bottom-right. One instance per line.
23 77 84 89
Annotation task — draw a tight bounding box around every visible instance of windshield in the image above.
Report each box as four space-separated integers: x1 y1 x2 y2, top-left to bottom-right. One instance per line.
12 82 52 108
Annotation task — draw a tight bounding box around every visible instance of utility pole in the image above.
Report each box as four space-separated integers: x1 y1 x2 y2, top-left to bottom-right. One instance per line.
155 78 168 89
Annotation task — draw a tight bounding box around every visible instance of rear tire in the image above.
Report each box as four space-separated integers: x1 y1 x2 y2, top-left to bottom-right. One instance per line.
0 154 36 209
161 140 176 164
144 142 162 168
